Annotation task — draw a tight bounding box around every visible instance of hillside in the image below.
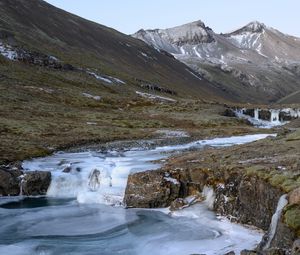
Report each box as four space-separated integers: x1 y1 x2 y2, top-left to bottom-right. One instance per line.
278 90 300 104
0 0 256 163
133 21 300 103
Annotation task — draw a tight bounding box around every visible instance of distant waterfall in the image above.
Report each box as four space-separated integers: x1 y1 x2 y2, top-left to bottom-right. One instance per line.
270 110 280 123
254 109 259 120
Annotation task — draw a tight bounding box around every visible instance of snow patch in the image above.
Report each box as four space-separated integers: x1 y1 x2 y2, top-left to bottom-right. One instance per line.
155 129 190 138
164 176 180 185
0 42 18 60
136 91 176 102
88 71 125 84
82 93 101 101
186 69 202 80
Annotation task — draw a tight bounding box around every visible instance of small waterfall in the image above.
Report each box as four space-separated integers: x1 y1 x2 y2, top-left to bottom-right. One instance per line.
254 109 259 120
88 169 101 191
202 186 215 210
18 174 26 196
270 110 280 123
263 194 288 250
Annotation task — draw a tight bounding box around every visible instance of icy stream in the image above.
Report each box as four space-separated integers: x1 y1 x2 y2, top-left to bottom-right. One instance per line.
0 134 275 255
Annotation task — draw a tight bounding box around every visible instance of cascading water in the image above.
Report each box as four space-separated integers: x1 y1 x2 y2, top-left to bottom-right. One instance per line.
263 194 288 250
0 134 276 255
202 186 216 210
234 108 300 128
254 109 259 120
22 134 276 206
270 109 280 123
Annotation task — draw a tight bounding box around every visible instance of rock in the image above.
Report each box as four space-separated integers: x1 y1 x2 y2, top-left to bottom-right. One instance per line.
124 170 180 208
62 166 72 173
0 168 23 196
170 198 187 211
262 248 286 255
240 250 257 255
223 108 236 117
170 195 203 211
292 239 300 255
259 110 271 121
22 171 51 196
289 188 300 205
224 251 235 255
244 109 255 118
258 220 295 252
279 112 295 122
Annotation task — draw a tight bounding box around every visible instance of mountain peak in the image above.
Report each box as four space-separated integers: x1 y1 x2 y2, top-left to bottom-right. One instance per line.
227 21 266 35
161 20 214 45
244 21 266 32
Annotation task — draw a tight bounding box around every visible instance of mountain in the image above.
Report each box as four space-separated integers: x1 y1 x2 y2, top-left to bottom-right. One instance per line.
2 0 248 163
133 20 300 103
0 0 238 102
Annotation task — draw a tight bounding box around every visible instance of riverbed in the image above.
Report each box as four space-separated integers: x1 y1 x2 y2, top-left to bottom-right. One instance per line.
0 134 275 255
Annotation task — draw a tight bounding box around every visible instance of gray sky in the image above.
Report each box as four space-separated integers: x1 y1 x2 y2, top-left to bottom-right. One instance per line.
45 0 300 37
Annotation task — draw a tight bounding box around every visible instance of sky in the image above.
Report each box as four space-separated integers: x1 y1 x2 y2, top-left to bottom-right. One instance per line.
45 0 300 37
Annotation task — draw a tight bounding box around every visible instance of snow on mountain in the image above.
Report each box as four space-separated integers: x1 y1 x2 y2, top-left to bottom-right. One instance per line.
132 20 300 103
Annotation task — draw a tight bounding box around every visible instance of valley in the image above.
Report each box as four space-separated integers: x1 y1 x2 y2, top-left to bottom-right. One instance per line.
0 0 299 255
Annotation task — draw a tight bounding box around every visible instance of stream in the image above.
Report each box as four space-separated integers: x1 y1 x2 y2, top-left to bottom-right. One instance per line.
0 134 275 255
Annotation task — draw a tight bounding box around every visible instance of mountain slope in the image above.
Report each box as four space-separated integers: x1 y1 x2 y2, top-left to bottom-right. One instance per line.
0 0 234 101
2 0 253 163
133 21 300 103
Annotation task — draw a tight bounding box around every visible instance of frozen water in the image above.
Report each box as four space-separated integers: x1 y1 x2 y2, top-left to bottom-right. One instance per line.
0 199 263 255
0 42 18 60
13 134 274 254
22 134 275 205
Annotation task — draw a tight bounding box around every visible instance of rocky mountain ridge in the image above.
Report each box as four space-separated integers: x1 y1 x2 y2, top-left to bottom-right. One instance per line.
133 20 300 103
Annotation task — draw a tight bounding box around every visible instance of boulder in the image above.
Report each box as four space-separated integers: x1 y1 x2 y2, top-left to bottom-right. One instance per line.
22 171 51 196
289 188 300 205
170 198 188 211
279 112 295 122
124 170 180 208
223 108 236 117
0 168 23 196
240 250 257 255
244 109 255 118
224 251 235 255
259 110 271 121
292 239 300 255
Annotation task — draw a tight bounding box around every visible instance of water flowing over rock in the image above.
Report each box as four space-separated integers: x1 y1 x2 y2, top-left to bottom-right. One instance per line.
0 163 51 196
261 195 288 250
88 169 101 191
234 108 300 128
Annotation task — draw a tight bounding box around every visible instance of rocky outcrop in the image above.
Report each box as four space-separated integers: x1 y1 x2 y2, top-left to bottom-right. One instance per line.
0 163 51 196
288 188 300 205
124 170 180 208
0 166 23 196
215 174 282 230
21 171 51 196
16 49 75 70
292 239 300 255
259 110 271 121
124 165 298 253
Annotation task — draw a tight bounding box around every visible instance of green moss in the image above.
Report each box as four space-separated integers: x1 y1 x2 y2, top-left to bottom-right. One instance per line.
284 204 300 236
